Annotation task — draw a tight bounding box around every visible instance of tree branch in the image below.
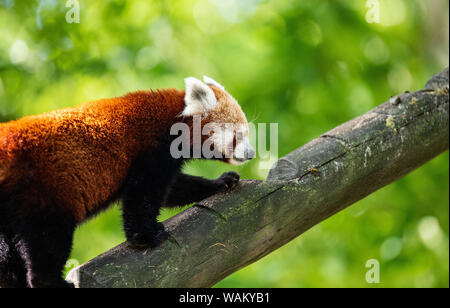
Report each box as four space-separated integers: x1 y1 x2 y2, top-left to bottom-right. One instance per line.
67 68 449 288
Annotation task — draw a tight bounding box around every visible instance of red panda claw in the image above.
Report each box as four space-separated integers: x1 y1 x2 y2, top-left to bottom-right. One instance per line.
217 172 241 191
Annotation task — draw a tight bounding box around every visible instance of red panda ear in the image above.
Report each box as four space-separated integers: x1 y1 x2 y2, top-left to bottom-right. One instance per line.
182 77 218 117
203 76 225 90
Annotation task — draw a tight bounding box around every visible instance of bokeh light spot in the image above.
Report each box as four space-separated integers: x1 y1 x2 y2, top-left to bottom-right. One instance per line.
380 237 403 260
363 35 390 65
418 216 444 251
9 39 29 65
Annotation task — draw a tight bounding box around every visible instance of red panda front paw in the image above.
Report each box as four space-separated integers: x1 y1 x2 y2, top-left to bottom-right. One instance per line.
127 223 169 250
216 172 241 191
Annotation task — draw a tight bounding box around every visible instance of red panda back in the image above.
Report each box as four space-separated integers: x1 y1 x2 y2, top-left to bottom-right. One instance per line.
0 89 186 221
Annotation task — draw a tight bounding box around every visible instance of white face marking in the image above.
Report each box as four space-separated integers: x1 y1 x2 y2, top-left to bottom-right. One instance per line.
230 136 255 165
207 123 235 159
206 123 255 165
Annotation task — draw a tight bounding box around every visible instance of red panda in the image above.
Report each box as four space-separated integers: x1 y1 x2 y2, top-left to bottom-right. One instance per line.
0 76 255 288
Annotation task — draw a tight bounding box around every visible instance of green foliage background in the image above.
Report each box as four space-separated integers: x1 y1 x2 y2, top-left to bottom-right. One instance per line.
0 0 448 287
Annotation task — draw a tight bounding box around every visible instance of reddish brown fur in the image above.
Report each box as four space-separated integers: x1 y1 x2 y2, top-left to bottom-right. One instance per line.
207 87 248 126
0 89 187 222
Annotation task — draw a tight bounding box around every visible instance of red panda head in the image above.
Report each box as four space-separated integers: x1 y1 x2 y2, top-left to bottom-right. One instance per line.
181 76 255 165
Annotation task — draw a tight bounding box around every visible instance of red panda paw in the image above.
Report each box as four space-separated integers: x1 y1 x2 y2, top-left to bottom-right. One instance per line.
127 223 169 250
216 172 241 191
